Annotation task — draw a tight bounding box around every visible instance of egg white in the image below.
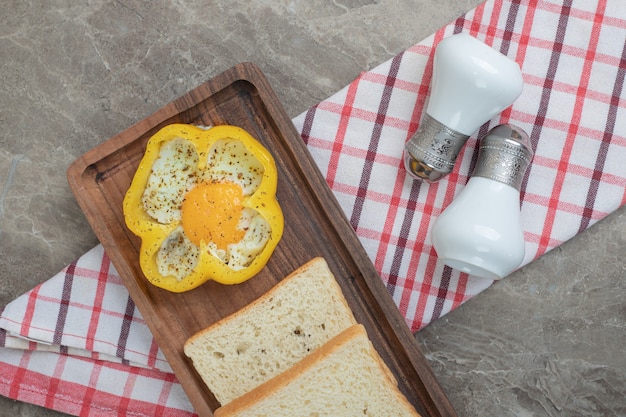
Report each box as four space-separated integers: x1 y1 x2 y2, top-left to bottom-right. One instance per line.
156 226 200 280
207 207 271 270
141 137 198 224
201 139 265 196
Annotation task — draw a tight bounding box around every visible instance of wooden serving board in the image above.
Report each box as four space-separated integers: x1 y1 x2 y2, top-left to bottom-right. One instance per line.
67 62 457 417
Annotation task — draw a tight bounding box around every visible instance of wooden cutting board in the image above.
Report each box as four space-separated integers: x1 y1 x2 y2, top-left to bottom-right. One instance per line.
67 62 457 417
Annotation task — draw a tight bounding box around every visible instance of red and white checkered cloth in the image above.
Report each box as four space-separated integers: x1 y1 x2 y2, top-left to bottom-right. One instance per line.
1 0 625 415
0 245 193 416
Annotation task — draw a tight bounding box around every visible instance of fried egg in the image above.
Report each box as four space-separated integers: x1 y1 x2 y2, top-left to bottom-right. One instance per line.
141 135 271 279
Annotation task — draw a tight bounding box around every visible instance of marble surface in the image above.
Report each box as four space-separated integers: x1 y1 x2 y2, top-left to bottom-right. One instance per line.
0 1 624 416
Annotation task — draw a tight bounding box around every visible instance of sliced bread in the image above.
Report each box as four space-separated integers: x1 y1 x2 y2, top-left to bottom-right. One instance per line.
213 324 422 417
183 257 357 405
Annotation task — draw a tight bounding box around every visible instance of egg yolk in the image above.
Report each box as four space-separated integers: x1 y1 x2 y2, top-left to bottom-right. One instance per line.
181 181 246 250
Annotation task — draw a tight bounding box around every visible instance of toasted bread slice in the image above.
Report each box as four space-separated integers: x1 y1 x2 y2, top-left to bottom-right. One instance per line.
214 324 421 417
183 257 357 405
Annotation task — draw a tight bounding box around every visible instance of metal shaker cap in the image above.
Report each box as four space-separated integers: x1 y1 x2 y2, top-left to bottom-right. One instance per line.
472 124 533 190
403 114 470 182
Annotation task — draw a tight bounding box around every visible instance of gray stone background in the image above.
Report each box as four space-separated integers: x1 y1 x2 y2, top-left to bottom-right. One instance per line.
1 1 624 416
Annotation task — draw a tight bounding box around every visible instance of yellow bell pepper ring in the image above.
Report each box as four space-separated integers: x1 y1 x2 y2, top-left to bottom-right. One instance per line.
123 124 284 292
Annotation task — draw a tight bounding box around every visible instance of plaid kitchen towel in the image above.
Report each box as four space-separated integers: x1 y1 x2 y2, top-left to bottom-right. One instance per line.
294 0 626 331
1 0 625 415
0 246 193 416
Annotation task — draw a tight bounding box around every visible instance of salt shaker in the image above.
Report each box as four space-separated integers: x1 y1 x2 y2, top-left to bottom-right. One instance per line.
431 124 534 279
